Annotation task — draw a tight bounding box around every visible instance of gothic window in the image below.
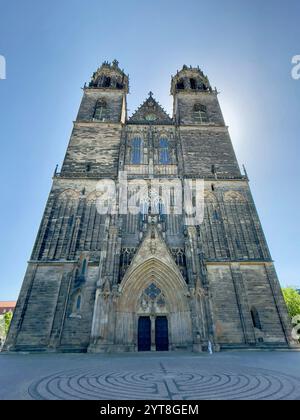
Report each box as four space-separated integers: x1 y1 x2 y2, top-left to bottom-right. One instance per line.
151 198 166 222
103 76 111 87
170 187 175 207
190 78 197 89
119 248 136 283
192 193 197 208
193 104 209 123
116 78 123 89
71 291 82 315
131 137 142 164
251 307 262 330
81 259 87 276
171 248 186 266
140 200 149 222
145 284 161 300
159 201 164 215
159 138 170 164
139 284 167 312
176 79 184 90
93 100 107 121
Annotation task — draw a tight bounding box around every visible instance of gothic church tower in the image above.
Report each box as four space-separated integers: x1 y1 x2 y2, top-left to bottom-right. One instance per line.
4 61 295 353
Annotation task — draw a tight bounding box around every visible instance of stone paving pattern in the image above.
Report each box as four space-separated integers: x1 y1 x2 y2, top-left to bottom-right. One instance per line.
1 351 300 400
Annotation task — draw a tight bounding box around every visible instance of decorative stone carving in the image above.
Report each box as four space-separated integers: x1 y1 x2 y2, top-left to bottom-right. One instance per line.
224 191 246 202
138 283 167 314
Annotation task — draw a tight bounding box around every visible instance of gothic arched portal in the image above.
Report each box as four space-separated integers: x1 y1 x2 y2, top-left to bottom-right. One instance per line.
115 258 193 351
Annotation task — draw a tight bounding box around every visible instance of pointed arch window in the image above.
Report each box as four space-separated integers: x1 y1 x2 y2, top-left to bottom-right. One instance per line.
176 79 184 90
81 259 87 276
93 99 107 121
193 104 209 123
152 199 166 222
158 201 166 221
251 307 262 330
71 291 82 316
116 80 123 89
140 200 149 222
190 78 197 89
131 137 142 164
103 76 111 88
159 138 170 164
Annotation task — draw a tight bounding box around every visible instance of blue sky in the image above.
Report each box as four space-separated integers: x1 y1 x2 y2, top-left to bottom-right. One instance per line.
0 0 299 300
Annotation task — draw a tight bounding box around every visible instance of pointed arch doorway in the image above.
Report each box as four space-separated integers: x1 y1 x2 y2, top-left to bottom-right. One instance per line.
137 315 169 352
116 246 193 352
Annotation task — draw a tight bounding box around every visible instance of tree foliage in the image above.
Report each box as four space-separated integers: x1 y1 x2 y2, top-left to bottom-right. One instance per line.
282 287 300 319
4 311 13 335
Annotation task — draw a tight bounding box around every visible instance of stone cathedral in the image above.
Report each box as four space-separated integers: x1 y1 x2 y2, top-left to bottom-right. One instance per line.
5 60 294 353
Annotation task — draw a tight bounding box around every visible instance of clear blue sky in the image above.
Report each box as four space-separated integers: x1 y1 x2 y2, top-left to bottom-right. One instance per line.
0 0 299 300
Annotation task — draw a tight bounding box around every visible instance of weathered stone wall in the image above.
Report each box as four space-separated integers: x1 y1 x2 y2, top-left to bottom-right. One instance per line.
6 264 65 350
179 127 241 177
208 265 246 344
207 262 289 347
61 123 122 178
31 178 108 262
241 264 288 343
175 91 225 125
199 181 271 261
77 89 125 122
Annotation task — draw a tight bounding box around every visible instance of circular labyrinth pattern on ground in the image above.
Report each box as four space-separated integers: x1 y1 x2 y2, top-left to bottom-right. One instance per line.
27 366 300 400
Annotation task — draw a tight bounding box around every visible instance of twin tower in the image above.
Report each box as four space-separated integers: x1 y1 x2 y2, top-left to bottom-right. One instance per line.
5 60 294 353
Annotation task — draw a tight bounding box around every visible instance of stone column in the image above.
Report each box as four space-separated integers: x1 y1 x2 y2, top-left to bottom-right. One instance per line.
190 285 208 352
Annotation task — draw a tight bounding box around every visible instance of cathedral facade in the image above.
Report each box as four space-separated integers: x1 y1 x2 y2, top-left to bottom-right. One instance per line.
5 61 294 353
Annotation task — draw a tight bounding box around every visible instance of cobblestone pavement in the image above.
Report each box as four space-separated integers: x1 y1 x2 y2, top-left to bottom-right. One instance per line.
0 351 300 400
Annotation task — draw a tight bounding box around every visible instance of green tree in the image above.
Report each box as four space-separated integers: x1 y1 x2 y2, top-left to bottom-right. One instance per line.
282 287 300 319
4 311 12 335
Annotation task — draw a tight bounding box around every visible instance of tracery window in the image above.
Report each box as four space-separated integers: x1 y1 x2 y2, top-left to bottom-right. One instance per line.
103 76 111 87
176 79 184 90
190 78 197 89
131 137 142 164
193 104 209 123
140 200 149 222
159 138 170 164
93 99 108 121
